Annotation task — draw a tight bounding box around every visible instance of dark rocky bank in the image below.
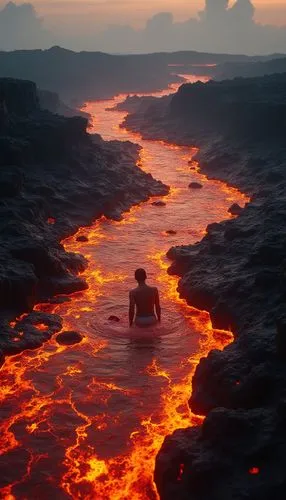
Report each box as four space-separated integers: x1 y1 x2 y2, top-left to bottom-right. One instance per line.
0 77 168 363
119 73 286 498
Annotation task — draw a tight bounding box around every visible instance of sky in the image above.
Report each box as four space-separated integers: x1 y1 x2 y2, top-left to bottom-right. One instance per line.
0 0 286 54
25 1 286 28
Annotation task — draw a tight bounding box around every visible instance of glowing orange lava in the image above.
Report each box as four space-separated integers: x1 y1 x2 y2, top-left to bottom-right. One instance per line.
0 75 249 499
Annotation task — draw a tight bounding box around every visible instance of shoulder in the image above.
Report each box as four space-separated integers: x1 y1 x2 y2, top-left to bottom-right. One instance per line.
151 286 159 293
129 288 136 296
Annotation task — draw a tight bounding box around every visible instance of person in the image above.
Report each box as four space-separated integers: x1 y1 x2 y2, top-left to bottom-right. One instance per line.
129 268 161 327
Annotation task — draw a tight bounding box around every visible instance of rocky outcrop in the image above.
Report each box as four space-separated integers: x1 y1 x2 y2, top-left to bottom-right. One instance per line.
119 73 286 498
169 184 286 334
155 405 286 500
1 311 63 356
56 331 83 346
123 72 286 148
0 77 168 362
38 89 90 119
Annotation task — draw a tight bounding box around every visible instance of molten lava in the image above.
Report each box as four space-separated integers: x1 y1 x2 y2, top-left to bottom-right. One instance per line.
0 75 249 499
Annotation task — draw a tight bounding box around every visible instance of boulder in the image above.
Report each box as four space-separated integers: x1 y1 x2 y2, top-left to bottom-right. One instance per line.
228 203 243 216
76 235 89 242
44 275 88 296
108 315 120 322
166 230 177 235
189 182 203 189
56 330 83 346
152 200 166 207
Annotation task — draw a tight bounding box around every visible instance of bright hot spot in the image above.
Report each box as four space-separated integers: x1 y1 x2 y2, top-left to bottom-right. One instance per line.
0 76 248 499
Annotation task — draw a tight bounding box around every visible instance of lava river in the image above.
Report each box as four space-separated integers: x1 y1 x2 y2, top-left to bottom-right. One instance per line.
0 75 248 499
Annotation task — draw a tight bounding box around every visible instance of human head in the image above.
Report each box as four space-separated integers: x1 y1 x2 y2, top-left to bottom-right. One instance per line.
135 268 147 283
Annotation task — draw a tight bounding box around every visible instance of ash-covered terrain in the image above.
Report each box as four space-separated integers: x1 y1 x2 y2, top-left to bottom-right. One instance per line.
0 77 168 363
120 73 286 498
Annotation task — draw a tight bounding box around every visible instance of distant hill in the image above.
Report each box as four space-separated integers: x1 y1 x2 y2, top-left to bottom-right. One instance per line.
215 56 286 80
0 46 282 103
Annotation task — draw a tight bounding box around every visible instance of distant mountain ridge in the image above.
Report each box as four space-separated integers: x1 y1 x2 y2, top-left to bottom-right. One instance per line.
0 46 284 104
215 55 286 80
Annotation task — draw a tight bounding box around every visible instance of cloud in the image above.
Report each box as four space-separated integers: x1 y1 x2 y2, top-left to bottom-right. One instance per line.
0 0 286 55
84 0 286 55
0 1 52 50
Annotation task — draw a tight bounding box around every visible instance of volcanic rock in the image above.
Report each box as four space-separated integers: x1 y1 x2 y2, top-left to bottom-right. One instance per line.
121 70 286 499
0 77 169 358
108 315 120 322
0 311 63 356
76 235 89 242
276 319 286 360
56 330 83 346
189 182 203 189
228 203 244 216
49 296 71 305
16 311 63 333
166 230 177 235
152 200 166 207
155 406 286 500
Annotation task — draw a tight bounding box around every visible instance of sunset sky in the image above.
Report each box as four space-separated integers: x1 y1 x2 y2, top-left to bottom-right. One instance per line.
26 1 286 28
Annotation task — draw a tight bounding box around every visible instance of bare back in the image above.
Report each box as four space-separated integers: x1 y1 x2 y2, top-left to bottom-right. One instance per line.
130 284 159 317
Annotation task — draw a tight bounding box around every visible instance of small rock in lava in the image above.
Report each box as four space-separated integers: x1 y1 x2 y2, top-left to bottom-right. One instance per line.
152 200 166 207
56 330 83 346
108 315 120 322
76 235 89 242
189 182 203 189
166 230 177 235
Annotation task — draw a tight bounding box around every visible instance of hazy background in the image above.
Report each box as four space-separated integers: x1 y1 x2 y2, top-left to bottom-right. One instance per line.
0 0 286 54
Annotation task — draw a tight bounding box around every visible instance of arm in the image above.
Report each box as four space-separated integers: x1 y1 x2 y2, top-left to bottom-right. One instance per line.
155 288 161 322
129 291 135 327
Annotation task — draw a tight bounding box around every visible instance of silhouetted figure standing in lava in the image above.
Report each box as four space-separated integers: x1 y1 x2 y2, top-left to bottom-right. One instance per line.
129 268 161 327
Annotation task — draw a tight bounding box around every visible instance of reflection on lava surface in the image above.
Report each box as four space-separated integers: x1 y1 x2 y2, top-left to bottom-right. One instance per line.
0 76 248 499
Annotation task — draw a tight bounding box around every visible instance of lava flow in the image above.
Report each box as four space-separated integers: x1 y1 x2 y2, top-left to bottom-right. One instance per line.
0 75 248 500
